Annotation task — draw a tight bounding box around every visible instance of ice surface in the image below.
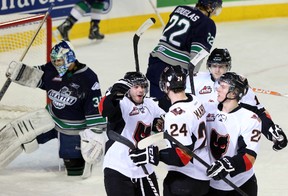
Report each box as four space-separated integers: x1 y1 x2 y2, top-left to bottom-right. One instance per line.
0 17 288 196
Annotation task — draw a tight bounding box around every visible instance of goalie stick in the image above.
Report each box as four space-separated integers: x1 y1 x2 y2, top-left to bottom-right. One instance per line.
133 17 156 72
0 4 54 102
138 132 248 196
107 130 160 196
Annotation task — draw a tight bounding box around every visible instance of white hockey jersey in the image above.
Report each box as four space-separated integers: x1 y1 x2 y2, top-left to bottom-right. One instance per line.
186 72 264 110
205 103 262 190
103 96 165 178
165 94 210 181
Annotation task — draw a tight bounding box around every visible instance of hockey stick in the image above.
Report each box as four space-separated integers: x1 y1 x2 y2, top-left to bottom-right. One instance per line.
148 0 165 28
107 130 149 174
163 132 248 196
0 4 54 102
138 132 248 196
252 87 288 98
134 17 156 72
107 130 160 196
188 63 196 95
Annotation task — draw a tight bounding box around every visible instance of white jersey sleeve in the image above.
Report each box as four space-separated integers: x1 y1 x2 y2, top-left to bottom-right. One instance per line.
240 88 264 110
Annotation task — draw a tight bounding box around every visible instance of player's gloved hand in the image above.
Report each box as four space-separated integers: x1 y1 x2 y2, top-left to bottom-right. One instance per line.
207 157 235 180
129 146 159 166
268 124 287 151
110 79 133 99
152 114 165 133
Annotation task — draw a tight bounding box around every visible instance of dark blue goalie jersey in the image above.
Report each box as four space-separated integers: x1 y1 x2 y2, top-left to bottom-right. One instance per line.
36 60 107 134
151 5 216 69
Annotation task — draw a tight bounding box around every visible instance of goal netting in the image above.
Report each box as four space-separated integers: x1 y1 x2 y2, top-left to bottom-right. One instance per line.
0 14 52 120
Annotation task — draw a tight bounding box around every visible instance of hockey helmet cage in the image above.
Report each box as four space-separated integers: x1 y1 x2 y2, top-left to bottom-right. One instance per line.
159 65 186 92
207 48 231 70
197 0 222 16
219 72 248 100
50 40 76 77
124 71 149 93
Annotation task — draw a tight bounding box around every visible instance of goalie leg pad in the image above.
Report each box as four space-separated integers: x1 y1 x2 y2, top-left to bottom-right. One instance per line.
12 108 55 144
0 125 23 168
6 61 44 88
0 109 54 168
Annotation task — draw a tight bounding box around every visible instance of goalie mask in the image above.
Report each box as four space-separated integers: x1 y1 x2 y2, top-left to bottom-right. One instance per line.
50 40 76 77
159 65 186 93
219 72 248 101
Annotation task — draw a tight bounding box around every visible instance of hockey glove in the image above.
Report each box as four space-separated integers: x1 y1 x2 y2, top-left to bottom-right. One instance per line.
207 156 235 180
152 115 165 133
110 79 133 99
6 61 43 88
79 128 105 164
269 124 287 151
129 146 159 166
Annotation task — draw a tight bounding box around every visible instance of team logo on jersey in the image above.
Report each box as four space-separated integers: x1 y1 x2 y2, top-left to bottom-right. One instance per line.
206 113 215 122
216 114 227 122
133 122 151 142
48 86 77 109
91 82 100 90
129 106 145 116
199 86 212 94
251 114 261 122
170 107 185 116
210 130 230 160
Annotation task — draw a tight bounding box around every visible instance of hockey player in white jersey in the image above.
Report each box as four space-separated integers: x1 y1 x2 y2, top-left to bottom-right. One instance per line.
191 48 287 151
130 66 210 196
99 72 165 196
205 72 261 196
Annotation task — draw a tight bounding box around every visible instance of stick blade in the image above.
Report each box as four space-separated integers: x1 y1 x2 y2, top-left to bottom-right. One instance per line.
135 17 156 37
137 132 167 150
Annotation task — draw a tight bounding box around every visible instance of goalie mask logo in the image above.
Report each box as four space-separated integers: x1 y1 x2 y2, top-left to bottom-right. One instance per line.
48 86 77 109
210 129 230 160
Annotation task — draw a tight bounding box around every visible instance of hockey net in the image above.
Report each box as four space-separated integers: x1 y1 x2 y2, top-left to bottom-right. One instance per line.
0 14 52 120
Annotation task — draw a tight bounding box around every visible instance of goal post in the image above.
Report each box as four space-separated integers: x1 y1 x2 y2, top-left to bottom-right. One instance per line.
0 14 52 120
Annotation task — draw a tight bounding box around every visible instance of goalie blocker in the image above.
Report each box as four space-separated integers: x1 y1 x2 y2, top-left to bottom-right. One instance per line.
0 108 55 168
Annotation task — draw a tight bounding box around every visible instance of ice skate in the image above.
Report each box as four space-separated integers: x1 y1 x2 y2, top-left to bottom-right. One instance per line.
89 24 105 40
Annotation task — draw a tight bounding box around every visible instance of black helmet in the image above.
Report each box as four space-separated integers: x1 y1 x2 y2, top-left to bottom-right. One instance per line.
124 71 148 92
196 0 223 15
219 72 248 100
207 48 231 70
159 65 186 92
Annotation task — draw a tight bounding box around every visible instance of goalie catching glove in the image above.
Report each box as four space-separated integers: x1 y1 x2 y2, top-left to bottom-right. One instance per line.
79 128 106 164
6 61 43 88
129 146 159 166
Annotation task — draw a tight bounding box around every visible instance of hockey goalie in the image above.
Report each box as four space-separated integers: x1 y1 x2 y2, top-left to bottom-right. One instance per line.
3 40 107 178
